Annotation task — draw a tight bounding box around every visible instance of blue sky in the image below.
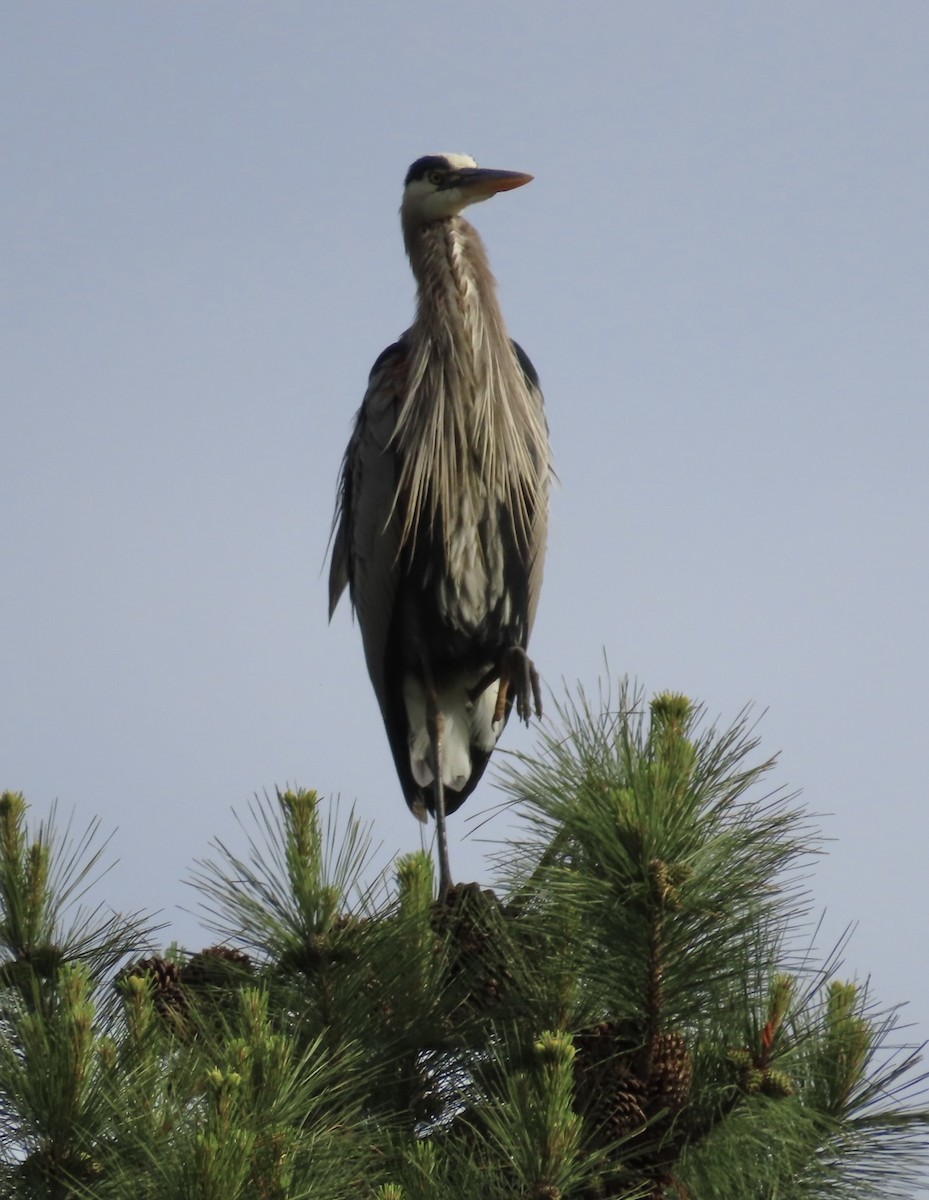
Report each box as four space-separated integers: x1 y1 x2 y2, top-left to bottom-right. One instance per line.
3 0 928 1124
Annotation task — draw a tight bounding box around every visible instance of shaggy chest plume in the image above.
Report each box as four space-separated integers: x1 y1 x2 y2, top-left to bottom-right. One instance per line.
393 216 549 564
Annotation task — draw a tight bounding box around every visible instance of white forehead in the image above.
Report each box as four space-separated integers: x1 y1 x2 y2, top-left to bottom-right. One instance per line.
438 153 478 170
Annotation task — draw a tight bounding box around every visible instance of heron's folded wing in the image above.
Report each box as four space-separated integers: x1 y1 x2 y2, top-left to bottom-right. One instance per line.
329 340 408 709
511 339 550 639
327 462 352 619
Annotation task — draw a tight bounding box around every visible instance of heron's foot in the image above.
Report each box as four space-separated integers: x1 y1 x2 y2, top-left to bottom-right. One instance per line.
467 649 542 725
501 645 543 725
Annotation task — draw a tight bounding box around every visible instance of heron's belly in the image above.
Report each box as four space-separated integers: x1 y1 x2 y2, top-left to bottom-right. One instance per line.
399 496 529 671
402 558 525 676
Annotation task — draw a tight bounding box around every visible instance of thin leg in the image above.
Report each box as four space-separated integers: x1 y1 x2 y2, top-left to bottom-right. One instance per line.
424 681 452 899
469 647 543 726
493 677 510 724
503 645 543 723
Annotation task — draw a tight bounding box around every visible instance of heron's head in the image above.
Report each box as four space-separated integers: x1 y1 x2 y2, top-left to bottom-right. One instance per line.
400 153 533 228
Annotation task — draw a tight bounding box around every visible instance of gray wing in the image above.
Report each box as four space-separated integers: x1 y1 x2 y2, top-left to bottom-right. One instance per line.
328 339 408 709
511 339 549 644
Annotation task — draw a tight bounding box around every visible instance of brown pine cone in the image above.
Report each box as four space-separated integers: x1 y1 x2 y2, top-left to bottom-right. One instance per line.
647 1031 692 1113
181 945 254 989
117 955 188 1022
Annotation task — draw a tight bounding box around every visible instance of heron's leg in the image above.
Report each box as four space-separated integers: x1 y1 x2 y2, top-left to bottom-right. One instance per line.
423 677 452 899
468 648 543 726
502 646 543 724
493 677 510 724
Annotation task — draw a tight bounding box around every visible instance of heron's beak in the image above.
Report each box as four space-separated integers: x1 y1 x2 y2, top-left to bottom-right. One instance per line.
452 168 534 200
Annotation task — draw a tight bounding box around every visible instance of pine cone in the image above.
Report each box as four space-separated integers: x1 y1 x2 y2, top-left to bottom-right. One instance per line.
575 1023 694 1188
117 955 188 1022
647 1031 692 1113
432 883 514 1013
760 1068 795 1098
182 944 253 989
607 1075 649 1139
574 1021 649 1142
726 1046 753 1072
574 1020 638 1071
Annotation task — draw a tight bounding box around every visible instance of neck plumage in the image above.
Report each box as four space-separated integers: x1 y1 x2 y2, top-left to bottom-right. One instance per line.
404 214 510 373
393 216 547 553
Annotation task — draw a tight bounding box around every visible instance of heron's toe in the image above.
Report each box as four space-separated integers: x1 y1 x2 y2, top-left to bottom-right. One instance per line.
503 646 543 724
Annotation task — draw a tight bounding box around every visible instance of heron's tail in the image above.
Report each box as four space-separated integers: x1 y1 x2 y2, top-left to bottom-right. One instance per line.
403 675 500 797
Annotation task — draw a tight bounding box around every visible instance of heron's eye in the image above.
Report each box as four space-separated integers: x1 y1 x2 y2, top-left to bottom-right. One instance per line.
428 170 445 186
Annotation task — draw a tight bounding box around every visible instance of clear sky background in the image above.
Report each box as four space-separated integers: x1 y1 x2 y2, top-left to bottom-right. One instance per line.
3 0 927 1134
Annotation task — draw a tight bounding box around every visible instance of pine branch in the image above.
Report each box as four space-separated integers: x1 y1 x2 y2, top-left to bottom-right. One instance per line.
2 675 927 1197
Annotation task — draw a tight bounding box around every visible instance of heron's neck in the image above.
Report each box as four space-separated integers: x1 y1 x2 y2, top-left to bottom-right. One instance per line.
404 216 511 367
394 216 546 556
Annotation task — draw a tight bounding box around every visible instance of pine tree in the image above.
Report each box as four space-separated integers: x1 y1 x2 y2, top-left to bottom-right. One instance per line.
0 679 926 1198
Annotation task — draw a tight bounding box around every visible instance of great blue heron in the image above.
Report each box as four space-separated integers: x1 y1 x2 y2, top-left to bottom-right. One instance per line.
328 153 550 896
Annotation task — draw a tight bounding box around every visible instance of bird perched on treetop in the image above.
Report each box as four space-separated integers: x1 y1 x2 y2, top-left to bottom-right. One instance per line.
328 153 550 896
